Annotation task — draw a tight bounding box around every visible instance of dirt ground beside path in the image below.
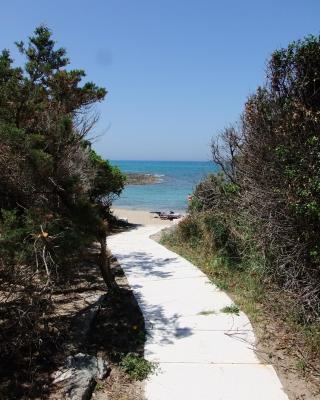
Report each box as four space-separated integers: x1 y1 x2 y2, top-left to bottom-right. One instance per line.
0 239 147 400
88 257 146 400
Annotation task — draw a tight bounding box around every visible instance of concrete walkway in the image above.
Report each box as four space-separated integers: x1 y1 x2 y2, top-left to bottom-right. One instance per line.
108 225 289 400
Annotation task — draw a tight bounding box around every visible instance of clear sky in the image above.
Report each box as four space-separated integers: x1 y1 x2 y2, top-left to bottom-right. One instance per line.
1 1 320 161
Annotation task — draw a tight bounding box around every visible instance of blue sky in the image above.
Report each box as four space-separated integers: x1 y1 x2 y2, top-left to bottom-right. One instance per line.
1 1 320 161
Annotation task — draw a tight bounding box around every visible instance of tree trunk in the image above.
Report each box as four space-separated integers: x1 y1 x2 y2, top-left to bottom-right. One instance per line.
99 232 116 290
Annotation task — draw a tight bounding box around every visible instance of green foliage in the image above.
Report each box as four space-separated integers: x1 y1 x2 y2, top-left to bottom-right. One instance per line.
186 35 320 319
242 35 320 296
221 304 240 315
188 195 202 212
0 25 123 263
0 209 31 263
120 354 157 381
202 214 230 249
198 309 216 316
174 215 201 246
0 26 125 373
89 149 125 204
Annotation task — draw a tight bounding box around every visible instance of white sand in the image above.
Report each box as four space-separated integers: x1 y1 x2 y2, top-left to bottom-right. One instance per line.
111 207 182 227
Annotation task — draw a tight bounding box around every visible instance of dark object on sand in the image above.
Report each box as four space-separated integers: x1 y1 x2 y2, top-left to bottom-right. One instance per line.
150 211 162 216
150 211 181 221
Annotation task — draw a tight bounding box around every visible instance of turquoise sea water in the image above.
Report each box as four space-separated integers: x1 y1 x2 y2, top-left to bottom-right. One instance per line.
111 160 217 212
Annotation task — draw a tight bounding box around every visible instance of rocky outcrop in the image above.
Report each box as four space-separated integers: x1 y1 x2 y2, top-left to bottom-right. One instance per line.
51 353 109 400
50 294 109 399
125 172 160 185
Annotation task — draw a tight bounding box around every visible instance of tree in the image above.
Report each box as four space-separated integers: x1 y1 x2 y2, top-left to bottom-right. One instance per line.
88 148 125 288
0 25 125 365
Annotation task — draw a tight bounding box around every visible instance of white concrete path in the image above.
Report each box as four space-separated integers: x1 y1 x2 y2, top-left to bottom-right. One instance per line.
108 225 289 400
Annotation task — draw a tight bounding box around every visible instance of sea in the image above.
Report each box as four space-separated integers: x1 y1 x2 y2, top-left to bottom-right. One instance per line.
111 160 217 212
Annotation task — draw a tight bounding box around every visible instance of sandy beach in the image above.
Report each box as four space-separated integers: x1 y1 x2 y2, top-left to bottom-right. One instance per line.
112 207 183 227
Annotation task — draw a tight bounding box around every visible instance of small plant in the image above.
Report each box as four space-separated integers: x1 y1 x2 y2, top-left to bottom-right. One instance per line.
95 382 104 391
296 358 308 373
221 304 240 315
214 280 229 291
120 353 157 381
198 309 216 316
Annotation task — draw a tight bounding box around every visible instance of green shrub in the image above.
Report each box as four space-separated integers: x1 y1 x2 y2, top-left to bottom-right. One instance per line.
120 353 157 381
176 215 201 244
221 304 240 315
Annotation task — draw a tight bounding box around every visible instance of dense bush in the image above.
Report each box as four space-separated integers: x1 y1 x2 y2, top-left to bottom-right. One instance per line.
190 36 320 320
